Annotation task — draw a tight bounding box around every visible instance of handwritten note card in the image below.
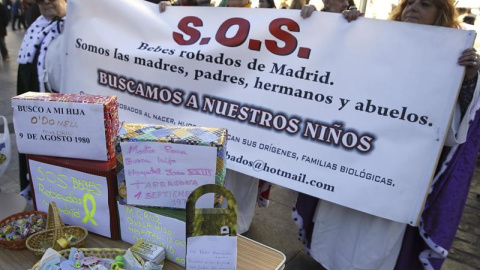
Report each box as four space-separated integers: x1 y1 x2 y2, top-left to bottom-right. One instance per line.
29 160 111 238
12 96 109 161
121 142 217 208
118 203 187 266
187 236 237 270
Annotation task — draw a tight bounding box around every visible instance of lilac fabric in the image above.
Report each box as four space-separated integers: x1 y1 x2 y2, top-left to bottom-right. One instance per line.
395 108 480 270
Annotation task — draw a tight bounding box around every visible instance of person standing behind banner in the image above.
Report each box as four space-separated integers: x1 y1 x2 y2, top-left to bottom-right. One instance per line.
17 0 67 93
258 0 275 9
0 2 10 61
293 1 360 268
159 0 261 234
16 0 67 200
300 0 349 16
225 0 250 7
293 1 480 269
289 0 305 10
385 1 479 269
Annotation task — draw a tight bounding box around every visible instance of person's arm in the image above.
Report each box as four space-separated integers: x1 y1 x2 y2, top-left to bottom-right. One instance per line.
458 75 477 116
457 49 479 116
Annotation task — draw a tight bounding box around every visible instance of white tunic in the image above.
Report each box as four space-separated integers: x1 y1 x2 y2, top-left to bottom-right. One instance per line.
43 33 65 93
310 200 406 270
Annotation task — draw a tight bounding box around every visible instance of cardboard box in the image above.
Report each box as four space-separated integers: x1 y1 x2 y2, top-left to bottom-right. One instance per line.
12 92 119 161
118 203 186 267
116 123 227 209
27 154 119 239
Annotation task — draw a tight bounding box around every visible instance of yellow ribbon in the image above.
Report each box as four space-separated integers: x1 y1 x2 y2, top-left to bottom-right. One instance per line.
81 193 98 226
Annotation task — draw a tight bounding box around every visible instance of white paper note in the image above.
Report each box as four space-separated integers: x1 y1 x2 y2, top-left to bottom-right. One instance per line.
121 142 217 208
117 203 187 267
187 236 237 270
29 160 111 238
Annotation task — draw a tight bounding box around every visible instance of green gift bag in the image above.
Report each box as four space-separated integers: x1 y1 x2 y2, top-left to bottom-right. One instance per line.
186 184 237 237
186 184 238 270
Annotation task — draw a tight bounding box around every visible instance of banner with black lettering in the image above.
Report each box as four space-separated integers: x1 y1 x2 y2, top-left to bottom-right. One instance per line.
62 0 474 224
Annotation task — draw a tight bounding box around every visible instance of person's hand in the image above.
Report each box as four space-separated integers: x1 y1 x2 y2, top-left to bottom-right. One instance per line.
300 5 317 19
458 48 480 81
342 9 364 22
159 1 172 13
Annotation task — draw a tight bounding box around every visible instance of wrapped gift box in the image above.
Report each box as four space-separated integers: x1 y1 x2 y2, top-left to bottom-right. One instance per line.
27 154 119 239
116 123 227 209
12 92 119 161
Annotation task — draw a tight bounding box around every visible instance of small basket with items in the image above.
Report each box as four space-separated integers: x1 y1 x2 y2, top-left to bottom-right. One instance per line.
0 210 47 250
26 202 88 255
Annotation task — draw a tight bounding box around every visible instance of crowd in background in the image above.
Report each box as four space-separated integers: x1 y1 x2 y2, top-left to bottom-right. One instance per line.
2 0 40 29
0 0 40 61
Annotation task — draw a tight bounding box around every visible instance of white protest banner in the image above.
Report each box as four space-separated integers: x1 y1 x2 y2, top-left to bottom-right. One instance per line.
29 160 111 238
121 141 217 208
118 203 187 266
62 0 475 224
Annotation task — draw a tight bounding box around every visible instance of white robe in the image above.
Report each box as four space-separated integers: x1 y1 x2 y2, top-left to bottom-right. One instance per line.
310 201 405 270
224 169 258 234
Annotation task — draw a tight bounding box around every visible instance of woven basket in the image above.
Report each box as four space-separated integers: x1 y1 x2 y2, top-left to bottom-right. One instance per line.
26 202 88 255
28 248 144 270
0 211 47 250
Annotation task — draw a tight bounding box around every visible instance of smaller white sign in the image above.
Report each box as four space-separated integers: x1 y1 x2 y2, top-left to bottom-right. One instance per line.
118 203 187 267
121 142 217 208
29 160 111 238
12 99 108 160
187 236 237 270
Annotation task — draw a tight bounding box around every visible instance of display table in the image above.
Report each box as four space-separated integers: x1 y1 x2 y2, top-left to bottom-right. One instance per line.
0 234 285 270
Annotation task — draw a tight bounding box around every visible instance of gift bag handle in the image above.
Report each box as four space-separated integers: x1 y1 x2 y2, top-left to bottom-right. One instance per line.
186 184 238 237
186 184 237 213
